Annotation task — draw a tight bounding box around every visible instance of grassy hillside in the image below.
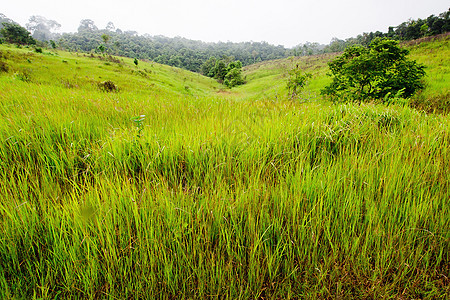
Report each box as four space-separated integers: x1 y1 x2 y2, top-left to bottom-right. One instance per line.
238 33 450 111
0 38 449 299
236 53 333 100
0 44 222 97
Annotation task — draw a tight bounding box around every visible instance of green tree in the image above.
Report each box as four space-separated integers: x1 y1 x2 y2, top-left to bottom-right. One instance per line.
224 60 245 88
0 13 16 31
201 56 217 77
321 38 425 103
213 60 227 82
286 64 312 98
0 23 36 45
49 40 57 49
101 34 110 44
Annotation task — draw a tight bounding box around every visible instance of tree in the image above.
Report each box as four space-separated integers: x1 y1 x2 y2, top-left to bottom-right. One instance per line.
101 34 110 44
0 13 16 31
201 56 217 77
321 38 425 103
106 22 115 32
213 60 227 82
49 40 57 49
224 60 245 88
0 23 36 45
78 19 98 32
286 64 312 98
26 15 61 41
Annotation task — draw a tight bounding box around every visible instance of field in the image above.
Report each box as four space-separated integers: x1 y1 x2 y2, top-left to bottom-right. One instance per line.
0 36 449 299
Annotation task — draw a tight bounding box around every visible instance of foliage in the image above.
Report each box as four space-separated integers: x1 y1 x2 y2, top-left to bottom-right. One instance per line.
201 57 245 87
286 64 312 98
97 44 106 54
101 34 110 44
0 13 16 31
224 60 245 88
0 22 36 45
49 40 57 49
322 38 426 103
200 56 217 77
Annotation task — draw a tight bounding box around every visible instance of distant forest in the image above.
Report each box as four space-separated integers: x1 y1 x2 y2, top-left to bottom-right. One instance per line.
1 9 449 73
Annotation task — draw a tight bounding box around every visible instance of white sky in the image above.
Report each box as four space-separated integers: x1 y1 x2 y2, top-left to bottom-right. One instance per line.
2 0 449 47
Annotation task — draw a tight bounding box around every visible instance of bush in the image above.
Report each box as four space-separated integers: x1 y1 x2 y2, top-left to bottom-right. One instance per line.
98 80 118 92
0 61 8 73
321 38 425 104
15 70 32 82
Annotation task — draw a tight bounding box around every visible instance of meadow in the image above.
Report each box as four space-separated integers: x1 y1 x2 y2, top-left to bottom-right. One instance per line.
0 36 449 298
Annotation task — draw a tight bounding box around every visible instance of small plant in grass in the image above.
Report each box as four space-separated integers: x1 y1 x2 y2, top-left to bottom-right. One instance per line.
286 64 311 98
14 70 31 82
134 58 138 67
131 115 145 139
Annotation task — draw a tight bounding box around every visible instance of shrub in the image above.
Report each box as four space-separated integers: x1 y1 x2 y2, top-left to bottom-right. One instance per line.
15 70 32 82
98 80 118 92
0 61 8 73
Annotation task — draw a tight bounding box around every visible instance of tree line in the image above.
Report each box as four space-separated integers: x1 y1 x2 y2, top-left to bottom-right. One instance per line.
56 19 288 74
293 9 450 55
1 9 448 75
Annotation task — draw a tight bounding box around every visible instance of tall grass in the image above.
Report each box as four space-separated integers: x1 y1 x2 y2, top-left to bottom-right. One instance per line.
0 42 449 298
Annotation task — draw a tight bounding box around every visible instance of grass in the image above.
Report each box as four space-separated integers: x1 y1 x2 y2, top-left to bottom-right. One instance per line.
0 38 449 299
407 33 450 113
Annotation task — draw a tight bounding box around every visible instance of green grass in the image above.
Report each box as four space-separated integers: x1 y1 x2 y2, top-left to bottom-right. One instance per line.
407 34 450 113
0 38 449 299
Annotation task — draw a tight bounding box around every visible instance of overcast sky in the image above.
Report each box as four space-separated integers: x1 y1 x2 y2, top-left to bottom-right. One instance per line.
2 1 449 47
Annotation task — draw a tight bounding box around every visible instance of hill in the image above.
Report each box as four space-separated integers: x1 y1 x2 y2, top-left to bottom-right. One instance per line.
0 37 449 299
235 33 449 111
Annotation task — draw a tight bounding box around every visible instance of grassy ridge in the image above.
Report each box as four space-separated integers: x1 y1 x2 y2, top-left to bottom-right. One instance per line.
0 40 449 298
